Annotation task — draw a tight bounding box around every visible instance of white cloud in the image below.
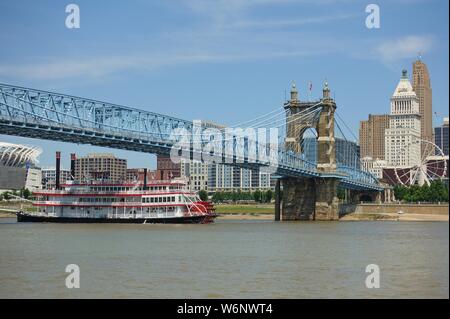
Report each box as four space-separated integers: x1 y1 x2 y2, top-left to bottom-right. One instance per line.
0 49 325 81
0 57 140 80
227 13 358 29
176 0 350 25
376 35 434 62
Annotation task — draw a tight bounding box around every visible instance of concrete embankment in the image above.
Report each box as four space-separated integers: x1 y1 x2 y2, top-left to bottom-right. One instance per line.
339 203 449 221
0 211 17 218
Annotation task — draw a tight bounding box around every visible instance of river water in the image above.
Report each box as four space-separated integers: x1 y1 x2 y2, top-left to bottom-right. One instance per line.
0 218 448 298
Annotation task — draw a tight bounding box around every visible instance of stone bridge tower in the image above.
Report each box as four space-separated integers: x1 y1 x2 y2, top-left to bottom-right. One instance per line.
279 81 340 221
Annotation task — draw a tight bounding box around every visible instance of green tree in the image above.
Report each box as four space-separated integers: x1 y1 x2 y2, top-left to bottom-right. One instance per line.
22 188 31 199
2 191 11 200
198 189 208 201
337 187 345 200
224 192 233 201
253 190 262 203
212 192 223 203
393 185 406 201
393 181 449 203
429 180 449 202
265 189 273 203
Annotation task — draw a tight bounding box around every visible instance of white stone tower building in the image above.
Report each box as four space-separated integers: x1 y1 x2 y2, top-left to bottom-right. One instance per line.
385 70 421 168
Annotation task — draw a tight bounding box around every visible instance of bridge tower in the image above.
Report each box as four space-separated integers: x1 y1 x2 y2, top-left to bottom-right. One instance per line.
279 81 340 221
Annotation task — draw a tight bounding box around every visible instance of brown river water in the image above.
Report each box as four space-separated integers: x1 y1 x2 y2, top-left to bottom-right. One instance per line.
0 218 448 298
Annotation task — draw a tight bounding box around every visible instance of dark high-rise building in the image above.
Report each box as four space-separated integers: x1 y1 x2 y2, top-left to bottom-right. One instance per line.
434 118 449 155
412 58 433 144
359 114 390 160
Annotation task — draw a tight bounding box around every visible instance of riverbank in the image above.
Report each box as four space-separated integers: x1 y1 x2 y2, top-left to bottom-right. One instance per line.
0 202 36 217
339 203 449 221
0 211 16 218
340 212 448 221
214 204 274 220
214 204 274 214
215 203 448 221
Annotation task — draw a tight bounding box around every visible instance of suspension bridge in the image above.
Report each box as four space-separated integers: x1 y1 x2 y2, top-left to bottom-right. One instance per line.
0 82 382 220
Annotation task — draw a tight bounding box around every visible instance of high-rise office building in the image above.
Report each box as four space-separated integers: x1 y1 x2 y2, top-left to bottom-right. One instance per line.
74 153 127 182
41 168 71 189
208 164 272 192
385 70 421 167
156 154 180 180
359 114 390 160
434 117 449 156
412 58 433 144
180 159 209 191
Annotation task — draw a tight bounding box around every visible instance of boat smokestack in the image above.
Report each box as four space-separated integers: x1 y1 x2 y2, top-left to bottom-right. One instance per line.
70 153 76 181
143 168 148 190
56 151 61 190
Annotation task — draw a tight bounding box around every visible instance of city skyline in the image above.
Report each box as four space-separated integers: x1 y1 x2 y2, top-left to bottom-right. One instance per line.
0 0 449 168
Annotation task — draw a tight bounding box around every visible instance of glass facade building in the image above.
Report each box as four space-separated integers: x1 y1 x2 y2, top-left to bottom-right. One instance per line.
301 137 360 169
434 118 449 156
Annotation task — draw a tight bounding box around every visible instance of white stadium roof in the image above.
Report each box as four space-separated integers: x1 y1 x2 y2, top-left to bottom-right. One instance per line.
0 142 42 167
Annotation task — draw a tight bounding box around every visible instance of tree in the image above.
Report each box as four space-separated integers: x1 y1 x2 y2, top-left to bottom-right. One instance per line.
198 189 208 201
253 190 262 203
393 181 449 203
264 189 273 203
337 187 346 200
2 191 11 200
429 180 449 202
212 192 223 203
22 188 31 199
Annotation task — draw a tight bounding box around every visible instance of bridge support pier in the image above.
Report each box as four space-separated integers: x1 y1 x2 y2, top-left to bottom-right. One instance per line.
281 177 339 221
274 179 281 221
314 178 340 221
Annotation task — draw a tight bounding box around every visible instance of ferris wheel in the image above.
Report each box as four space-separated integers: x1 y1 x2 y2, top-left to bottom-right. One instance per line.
394 138 448 186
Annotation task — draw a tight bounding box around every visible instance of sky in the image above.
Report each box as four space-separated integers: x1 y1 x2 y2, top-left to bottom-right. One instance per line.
0 0 448 169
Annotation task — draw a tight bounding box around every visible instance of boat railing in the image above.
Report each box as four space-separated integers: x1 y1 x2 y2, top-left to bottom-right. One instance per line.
33 200 145 206
61 179 186 186
32 200 187 207
34 189 192 195
106 211 177 219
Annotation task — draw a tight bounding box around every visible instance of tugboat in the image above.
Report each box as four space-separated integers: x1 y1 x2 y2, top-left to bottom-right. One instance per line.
17 180 216 224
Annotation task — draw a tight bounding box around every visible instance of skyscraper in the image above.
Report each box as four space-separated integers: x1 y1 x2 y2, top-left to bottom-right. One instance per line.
385 70 421 167
74 153 127 182
359 114 390 160
412 58 433 143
